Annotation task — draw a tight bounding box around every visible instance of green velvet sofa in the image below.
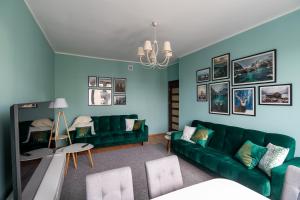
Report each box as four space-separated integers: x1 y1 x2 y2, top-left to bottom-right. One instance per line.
70 114 148 148
171 120 300 200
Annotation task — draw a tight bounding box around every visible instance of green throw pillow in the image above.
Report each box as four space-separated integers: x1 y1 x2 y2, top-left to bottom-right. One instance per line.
132 120 145 132
190 125 214 147
30 131 50 145
76 126 91 138
235 140 268 169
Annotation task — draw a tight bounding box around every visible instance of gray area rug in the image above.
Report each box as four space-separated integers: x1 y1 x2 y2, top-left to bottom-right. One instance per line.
61 144 215 200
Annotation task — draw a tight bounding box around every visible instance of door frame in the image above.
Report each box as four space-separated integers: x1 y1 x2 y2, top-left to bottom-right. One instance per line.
168 80 179 131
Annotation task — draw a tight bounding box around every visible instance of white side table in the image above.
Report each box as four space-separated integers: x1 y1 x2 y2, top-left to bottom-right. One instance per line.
56 143 94 175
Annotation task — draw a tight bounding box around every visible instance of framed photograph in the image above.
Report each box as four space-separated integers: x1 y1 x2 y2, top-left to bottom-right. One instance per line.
212 53 230 80
88 89 112 106
197 84 208 102
209 82 230 115
114 78 126 93
196 68 210 83
258 84 292 106
232 49 276 86
98 77 112 88
88 76 97 87
232 87 256 116
114 95 126 105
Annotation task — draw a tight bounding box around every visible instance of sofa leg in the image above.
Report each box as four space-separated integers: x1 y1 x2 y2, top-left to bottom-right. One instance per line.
141 142 144 146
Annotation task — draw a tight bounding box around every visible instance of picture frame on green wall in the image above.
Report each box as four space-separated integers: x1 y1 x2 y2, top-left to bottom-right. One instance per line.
88 76 97 87
209 81 230 115
197 84 208 102
88 89 112 106
114 78 126 93
196 68 210 83
232 87 256 116
258 84 292 106
212 53 230 81
114 95 126 105
98 77 112 88
232 49 276 86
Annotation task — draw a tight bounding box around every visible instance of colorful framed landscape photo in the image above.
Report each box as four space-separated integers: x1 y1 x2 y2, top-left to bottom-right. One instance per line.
98 77 112 88
232 49 276 86
196 68 210 83
258 84 292 106
114 95 126 105
212 53 230 80
88 76 97 87
114 78 126 93
232 87 256 116
197 84 208 102
88 89 112 106
209 81 230 115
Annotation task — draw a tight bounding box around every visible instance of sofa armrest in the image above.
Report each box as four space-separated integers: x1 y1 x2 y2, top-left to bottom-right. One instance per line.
270 157 300 200
171 131 183 141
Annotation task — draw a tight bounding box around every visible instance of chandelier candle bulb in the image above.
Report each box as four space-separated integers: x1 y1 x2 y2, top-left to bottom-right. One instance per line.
166 51 173 57
144 40 152 51
163 41 172 52
137 47 145 56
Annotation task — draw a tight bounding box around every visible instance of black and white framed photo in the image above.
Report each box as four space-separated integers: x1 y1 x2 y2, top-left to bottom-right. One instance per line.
88 89 112 106
88 76 97 87
258 84 292 106
114 78 126 93
212 53 230 80
98 77 112 88
114 95 126 105
232 87 256 116
209 81 230 115
196 68 210 83
232 49 276 86
197 84 208 102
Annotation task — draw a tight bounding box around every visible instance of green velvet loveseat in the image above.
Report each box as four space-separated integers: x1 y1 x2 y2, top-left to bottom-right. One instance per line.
70 114 148 148
171 120 300 200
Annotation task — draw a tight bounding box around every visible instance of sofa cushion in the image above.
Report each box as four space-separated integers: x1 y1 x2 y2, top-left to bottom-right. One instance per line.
76 126 91 138
222 126 244 155
190 126 214 147
258 143 289 176
91 117 100 132
110 116 121 131
99 116 111 132
120 115 138 130
133 120 145 132
235 140 268 169
264 133 295 161
207 124 226 152
218 158 271 196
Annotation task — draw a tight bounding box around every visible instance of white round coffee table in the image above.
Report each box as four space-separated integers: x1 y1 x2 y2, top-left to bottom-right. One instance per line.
57 143 94 175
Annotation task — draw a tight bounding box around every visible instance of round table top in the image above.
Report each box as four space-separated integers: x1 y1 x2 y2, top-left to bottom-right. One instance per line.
57 143 94 154
20 148 53 162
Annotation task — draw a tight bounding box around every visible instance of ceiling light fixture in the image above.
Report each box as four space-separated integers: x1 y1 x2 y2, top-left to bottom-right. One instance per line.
137 21 173 69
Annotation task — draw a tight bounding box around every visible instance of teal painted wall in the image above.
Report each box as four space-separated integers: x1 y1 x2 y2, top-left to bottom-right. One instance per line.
168 63 179 81
54 54 168 134
179 10 300 155
0 0 54 198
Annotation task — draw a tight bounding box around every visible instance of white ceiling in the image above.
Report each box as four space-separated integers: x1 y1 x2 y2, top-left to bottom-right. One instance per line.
25 0 300 63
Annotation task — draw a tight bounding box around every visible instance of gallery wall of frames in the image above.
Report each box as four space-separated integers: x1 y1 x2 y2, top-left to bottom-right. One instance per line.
196 49 292 117
88 76 127 106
